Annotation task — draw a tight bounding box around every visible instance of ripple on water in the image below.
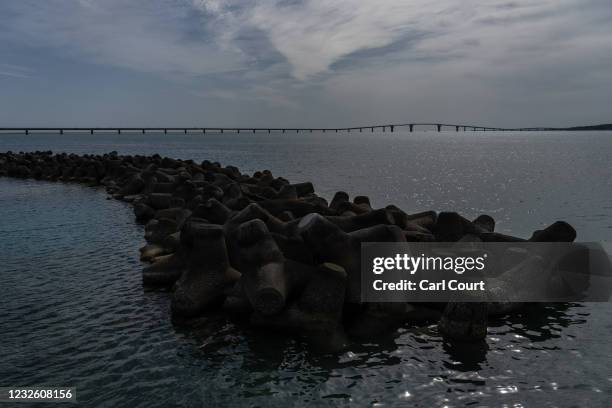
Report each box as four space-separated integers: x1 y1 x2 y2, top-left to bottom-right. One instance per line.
1 167 612 406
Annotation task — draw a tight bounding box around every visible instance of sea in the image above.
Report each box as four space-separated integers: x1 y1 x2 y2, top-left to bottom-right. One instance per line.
1 130 611 407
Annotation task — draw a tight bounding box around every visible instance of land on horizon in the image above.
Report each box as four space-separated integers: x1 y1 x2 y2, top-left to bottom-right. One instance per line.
563 123 612 131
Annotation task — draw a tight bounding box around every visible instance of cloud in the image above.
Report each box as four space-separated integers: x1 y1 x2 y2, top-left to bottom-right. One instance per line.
178 0 611 94
3 0 611 83
0 0 244 77
0 63 33 78
0 0 611 126
197 85 301 109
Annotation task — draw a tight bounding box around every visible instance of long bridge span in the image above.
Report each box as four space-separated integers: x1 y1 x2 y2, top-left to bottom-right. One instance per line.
0 123 562 135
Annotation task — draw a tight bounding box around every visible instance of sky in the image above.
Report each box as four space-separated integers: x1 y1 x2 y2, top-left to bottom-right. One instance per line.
0 0 611 128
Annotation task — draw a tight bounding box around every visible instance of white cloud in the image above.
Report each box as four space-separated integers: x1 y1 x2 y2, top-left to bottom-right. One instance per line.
195 0 612 80
3 0 611 83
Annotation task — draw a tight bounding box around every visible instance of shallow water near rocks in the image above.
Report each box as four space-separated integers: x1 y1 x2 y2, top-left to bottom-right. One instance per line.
1 131 612 407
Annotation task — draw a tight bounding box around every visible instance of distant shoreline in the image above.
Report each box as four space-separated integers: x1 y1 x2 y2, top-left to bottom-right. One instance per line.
561 124 612 131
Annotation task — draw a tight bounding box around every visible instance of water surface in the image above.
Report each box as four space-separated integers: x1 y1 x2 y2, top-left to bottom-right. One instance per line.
1 131 611 407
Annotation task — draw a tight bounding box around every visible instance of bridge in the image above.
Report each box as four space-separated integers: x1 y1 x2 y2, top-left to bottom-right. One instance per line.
0 124 561 135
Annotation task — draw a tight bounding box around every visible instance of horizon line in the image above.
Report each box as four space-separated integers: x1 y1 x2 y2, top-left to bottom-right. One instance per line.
1 122 611 134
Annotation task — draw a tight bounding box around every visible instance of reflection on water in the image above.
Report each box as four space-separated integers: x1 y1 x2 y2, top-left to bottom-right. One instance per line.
169 302 606 407
1 129 612 406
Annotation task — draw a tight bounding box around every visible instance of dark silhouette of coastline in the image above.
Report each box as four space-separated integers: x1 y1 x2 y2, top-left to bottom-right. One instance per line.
563 123 612 131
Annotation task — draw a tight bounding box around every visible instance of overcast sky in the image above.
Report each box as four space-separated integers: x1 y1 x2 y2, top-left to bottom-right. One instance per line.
1 0 611 128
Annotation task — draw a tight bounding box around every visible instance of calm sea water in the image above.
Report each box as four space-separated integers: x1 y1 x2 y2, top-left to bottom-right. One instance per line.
1 131 612 407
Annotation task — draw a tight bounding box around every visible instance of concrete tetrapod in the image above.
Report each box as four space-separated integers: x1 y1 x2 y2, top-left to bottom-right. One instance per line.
298 213 406 303
250 263 348 344
438 292 489 342
235 219 308 316
171 220 240 317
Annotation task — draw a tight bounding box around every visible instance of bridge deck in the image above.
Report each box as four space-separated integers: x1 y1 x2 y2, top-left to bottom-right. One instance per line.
0 124 560 134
